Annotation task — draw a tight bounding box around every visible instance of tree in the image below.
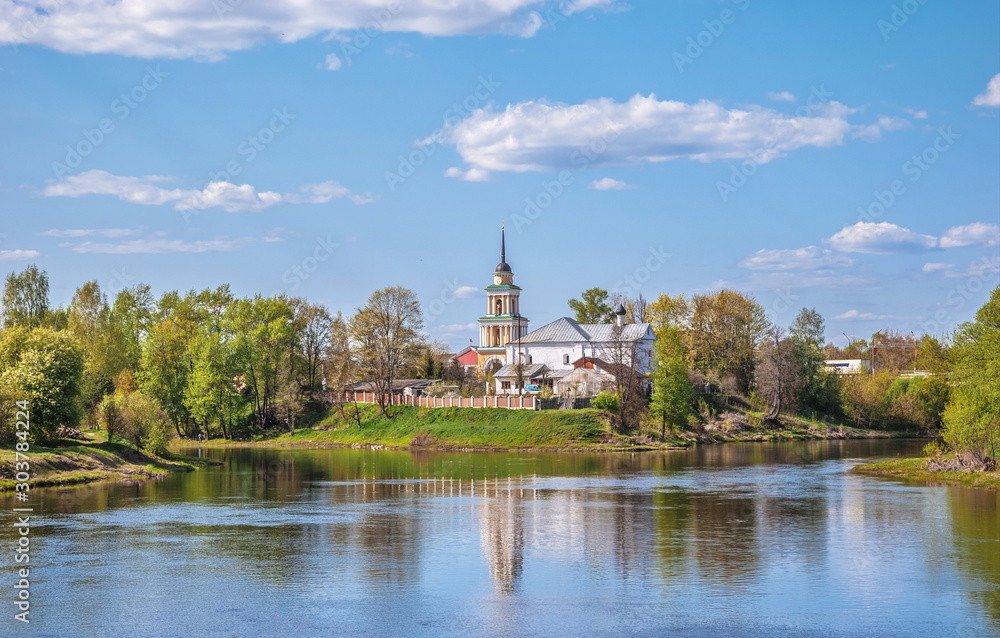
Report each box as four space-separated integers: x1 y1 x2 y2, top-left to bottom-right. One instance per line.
2 264 50 328
349 286 424 418
67 281 115 416
326 311 355 395
225 295 296 429
649 326 694 436
290 299 333 394
647 293 691 333
789 308 824 349
870 330 918 372
568 288 614 323
756 327 801 421
941 285 1000 463
603 323 648 432
685 290 769 394
610 292 649 324
915 334 949 373
117 390 170 453
108 284 154 375
789 308 830 413
0 326 84 441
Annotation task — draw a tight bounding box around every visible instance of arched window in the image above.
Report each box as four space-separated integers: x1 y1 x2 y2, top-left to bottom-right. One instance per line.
563 354 569 365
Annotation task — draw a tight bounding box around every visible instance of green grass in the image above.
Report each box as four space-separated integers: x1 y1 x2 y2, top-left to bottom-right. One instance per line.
263 405 608 449
0 439 217 491
853 457 1000 490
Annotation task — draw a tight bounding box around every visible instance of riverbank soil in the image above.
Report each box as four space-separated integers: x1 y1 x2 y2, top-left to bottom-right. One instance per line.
0 432 217 491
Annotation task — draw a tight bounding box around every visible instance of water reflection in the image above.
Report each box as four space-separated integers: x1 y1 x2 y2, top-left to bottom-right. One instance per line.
3 439 997 638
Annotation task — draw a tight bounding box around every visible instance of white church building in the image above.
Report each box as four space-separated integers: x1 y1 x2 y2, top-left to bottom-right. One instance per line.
470 227 654 396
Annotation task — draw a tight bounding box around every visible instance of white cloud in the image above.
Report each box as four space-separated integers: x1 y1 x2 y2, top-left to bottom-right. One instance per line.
452 286 478 298
41 228 139 238
850 115 910 142
441 94 904 174
0 1 621 59
739 246 853 271
939 222 1000 248
444 166 491 182
42 170 373 212
324 53 343 71
943 255 1000 279
68 238 248 254
972 73 1000 108
0 249 41 261
766 91 796 102
922 262 955 273
588 177 635 191
835 310 894 321
827 222 937 254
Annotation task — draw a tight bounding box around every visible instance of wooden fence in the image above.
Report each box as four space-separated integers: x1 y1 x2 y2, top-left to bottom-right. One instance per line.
344 391 537 410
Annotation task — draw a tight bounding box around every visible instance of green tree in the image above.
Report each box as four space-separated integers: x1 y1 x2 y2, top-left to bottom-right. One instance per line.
349 286 424 418
789 308 831 413
108 284 155 374
2 264 50 328
685 290 769 394
67 281 115 416
568 287 614 324
224 295 296 428
646 293 691 333
118 390 170 453
942 285 1000 462
0 326 84 441
649 326 694 436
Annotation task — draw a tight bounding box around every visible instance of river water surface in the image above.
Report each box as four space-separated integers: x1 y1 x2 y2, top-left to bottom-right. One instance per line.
3 439 998 637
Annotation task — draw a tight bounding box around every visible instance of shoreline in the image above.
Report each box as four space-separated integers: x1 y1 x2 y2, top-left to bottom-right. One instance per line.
174 424 919 453
852 457 1000 491
0 422 929 492
0 439 220 492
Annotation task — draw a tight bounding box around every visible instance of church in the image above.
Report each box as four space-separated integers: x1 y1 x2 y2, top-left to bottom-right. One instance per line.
456 227 654 396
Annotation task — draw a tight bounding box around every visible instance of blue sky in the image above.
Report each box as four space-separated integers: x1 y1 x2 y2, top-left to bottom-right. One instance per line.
1 0 998 351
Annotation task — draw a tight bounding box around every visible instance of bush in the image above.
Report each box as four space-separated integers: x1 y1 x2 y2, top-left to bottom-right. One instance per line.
592 391 619 414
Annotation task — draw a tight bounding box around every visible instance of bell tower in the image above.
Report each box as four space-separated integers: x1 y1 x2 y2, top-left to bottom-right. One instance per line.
477 224 529 371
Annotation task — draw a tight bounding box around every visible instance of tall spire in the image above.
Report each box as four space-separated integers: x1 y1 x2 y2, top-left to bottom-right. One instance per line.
500 222 506 264
495 222 512 273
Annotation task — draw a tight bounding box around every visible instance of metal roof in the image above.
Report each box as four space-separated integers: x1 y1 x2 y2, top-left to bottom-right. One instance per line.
493 363 549 379
514 317 652 344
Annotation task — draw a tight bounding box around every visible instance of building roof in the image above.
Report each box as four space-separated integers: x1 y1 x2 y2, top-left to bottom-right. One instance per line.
348 379 440 392
514 317 651 344
493 363 549 379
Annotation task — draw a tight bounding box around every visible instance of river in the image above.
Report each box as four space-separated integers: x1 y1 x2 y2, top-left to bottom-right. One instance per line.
3 439 998 637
